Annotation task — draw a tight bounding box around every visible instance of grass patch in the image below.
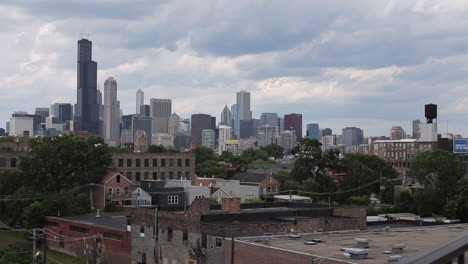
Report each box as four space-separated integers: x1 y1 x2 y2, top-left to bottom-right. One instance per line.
0 231 30 250
47 250 86 264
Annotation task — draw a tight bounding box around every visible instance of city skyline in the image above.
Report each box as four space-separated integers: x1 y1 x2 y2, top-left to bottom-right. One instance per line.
1 1 468 137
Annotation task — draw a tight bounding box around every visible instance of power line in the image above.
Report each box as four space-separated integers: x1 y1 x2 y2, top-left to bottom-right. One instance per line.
278 179 381 196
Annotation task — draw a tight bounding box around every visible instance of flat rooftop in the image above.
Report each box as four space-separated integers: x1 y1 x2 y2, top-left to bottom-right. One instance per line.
238 223 468 264
47 212 129 232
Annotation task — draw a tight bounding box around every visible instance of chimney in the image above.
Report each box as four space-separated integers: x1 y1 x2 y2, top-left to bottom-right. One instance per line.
221 197 241 213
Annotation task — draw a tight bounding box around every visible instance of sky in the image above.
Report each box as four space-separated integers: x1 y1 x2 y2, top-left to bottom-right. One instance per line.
1 0 468 137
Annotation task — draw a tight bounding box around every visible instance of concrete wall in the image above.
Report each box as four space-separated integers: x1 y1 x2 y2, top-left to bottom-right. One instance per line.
239 184 260 202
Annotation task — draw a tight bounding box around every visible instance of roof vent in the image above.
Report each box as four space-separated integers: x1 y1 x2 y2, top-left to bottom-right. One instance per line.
388 255 402 263
391 244 405 254
343 248 368 259
355 238 369 248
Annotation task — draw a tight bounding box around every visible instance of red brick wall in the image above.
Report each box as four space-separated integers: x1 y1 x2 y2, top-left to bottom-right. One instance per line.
224 239 348 264
259 177 281 194
44 217 131 264
332 207 367 230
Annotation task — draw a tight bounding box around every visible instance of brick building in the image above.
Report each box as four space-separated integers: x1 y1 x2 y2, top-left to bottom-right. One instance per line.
129 198 367 264
45 212 131 264
95 171 134 211
0 133 31 170
111 152 195 183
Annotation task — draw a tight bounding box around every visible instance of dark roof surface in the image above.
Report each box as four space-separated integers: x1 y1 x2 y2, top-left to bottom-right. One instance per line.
47 212 129 231
228 172 271 183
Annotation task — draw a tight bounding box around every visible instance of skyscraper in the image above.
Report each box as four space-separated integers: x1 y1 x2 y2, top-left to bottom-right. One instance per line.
136 89 144 115
218 125 232 154
190 114 212 147
140 104 150 117
240 119 260 139
50 103 73 124
150 99 172 133
284 113 302 141
168 113 181 135
231 104 241 137
236 90 251 120
74 39 100 135
260 113 279 127
257 125 278 147
201 129 216 149
342 127 364 146
390 126 406 140
35 108 49 123
412 119 421 139
306 123 320 140
220 105 231 126
322 128 332 136
103 77 121 146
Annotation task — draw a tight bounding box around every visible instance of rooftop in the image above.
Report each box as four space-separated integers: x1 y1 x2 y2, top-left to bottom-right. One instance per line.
47 212 129 232
237 223 468 264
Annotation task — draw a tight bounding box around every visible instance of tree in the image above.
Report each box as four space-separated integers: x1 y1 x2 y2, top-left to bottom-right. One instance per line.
241 148 268 162
195 146 215 164
19 135 112 192
196 160 227 178
259 144 284 159
394 191 415 213
147 144 179 153
290 138 339 193
409 150 464 199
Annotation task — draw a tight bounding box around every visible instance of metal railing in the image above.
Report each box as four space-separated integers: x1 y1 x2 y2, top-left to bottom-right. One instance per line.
399 231 468 264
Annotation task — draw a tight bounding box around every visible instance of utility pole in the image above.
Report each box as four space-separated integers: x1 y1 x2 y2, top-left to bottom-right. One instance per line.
42 231 47 264
32 228 37 264
231 234 235 264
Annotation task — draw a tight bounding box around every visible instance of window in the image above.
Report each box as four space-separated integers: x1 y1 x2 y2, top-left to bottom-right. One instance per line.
0 158 5 167
116 175 121 183
169 172 174 179
216 238 223 247
137 189 141 196
140 226 145 238
144 159 149 167
127 158 132 167
116 187 121 196
183 230 188 245
118 159 124 167
177 171 182 179
136 159 141 167
185 172 190 178
104 232 123 241
169 159 174 167
177 159 182 167
108 188 113 195
195 195 203 199
152 172 158 180
144 172 149 179
168 195 179 205
161 159 166 167
124 187 129 195
10 158 16 168
136 172 141 181
185 159 190 167
167 228 173 242
137 251 146 264
161 172 166 179
47 221 59 227
126 172 132 181
152 159 158 167
70 226 89 233
202 233 207 248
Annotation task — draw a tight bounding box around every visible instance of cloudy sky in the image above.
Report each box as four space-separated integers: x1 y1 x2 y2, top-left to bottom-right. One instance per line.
1 0 468 136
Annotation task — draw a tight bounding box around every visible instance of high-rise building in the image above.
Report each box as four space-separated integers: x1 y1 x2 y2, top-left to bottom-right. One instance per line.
132 115 152 147
121 115 133 130
180 119 190 134
239 119 260 139
236 90 251 120
190 114 212 147
260 113 279 127
342 127 364 146
10 115 34 137
231 104 241 137
322 128 332 136
201 129 216 149
12 112 41 134
278 117 284 133
257 125 278 147
50 103 74 124
168 113 181 135
390 126 406 140
150 98 172 133
306 123 320 140
280 130 297 154
74 39 100 135
5 122 10 135
284 113 302 141
321 135 337 151
412 119 421 139
35 108 49 123
136 89 144 115
220 105 231 126
218 125 232 154
174 133 191 151
0 128 5 136
140 105 150 117
151 133 174 148
103 77 121 146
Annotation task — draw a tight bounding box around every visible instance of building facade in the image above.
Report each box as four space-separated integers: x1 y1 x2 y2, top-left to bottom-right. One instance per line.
111 152 196 183
104 77 121 146
284 113 302 141
236 90 251 120
201 129 216 149
257 125 278 147
190 114 212 147
218 125 232 155
342 127 364 146
306 123 320 140
168 113 181 135
136 89 144 115
220 105 231 126
150 98 172 134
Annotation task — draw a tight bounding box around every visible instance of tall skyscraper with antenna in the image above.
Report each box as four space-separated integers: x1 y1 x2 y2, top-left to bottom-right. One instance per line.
74 38 100 134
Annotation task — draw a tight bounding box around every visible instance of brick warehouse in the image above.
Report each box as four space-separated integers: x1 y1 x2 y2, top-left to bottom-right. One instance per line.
45 212 131 264
129 198 367 264
111 152 195 183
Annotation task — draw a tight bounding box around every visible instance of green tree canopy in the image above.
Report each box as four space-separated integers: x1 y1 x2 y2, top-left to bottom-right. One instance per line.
408 150 464 198
195 146 215 164
259 144 284 159
196 160 227 178
19 135 112 192
147 144 179 153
